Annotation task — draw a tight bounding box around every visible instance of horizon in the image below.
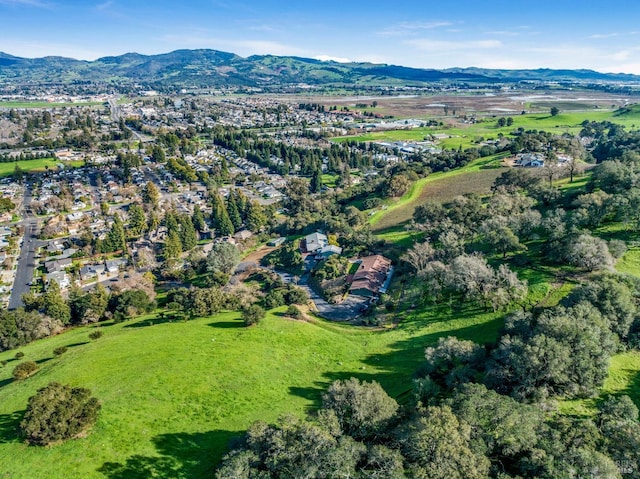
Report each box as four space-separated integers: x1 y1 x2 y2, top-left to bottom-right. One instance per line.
2 0 640 74
1 47 639 77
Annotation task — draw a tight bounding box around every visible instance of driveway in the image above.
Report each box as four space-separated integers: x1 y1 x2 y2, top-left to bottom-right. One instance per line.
275 270 368 322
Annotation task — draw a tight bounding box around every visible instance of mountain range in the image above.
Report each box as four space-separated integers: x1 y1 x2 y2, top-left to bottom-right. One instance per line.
1 49 639 89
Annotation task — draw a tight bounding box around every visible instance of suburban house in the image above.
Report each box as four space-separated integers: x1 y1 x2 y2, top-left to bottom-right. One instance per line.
349 255 394 298
46 270 71 289
233 229 253 242
303 232 328 253
44 258 72 274
105 258 127 273
80 263 106 281
314 244 343 260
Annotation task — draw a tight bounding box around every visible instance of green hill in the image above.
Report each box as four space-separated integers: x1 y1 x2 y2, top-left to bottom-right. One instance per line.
0 307 503 478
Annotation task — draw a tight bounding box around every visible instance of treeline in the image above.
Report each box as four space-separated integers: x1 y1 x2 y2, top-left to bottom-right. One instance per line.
205 126 374 175
0 151 52 163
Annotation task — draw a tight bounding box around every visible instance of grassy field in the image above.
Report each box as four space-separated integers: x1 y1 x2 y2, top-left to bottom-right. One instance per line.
0 158 65 177
369 153 507 231
0 303 506 479
335 107 640 150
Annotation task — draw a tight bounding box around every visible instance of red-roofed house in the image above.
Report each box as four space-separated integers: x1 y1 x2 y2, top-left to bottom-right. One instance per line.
349 255 394 298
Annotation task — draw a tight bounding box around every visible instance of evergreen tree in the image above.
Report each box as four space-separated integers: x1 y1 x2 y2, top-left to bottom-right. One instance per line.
105 215 126 253
226 193 243 230
127 204 146 239
310 167 323 193
43 281 71 325
246 201 267 232
192 205 206 232
142 181 160 208
179 213 198 251
164 229 183 260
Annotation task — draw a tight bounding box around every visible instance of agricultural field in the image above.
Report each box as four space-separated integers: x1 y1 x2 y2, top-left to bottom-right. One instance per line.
0 303 508 478
369 153 507 231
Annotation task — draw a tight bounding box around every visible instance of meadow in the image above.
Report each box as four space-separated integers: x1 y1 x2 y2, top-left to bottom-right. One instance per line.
0 302 507 478
0 158 64 177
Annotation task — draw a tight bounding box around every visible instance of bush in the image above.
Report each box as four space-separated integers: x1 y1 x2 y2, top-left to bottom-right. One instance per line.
242 305 265 326
20 382 101 446
53 346 68 356
88 331 103 341
14 352 24 360
286 305 302 319
13 361 38 380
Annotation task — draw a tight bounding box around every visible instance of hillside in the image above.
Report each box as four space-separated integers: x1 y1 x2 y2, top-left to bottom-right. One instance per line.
1 49 640 88
0 307 504 478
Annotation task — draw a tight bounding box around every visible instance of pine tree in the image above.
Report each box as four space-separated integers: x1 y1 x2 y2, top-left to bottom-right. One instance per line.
192 205 206 232
246 201 267 232
105 215 126 253
310 168 323 193
226 193 242 230
142 181 160 208
127 204 146 239
164 230 183 260
179 213 198 251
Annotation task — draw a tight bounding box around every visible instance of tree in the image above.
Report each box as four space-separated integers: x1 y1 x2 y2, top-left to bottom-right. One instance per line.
550 106 560 116
127 203 146 239
43 281 71 325
397 405 490 479
242 304 265 326
13 361 38 379
386 174 411 198
321 378 398 442
191 205 206 233
20 382 100 446
310 167 323 193
142 181 160 208
245 201 266 232
206 242 240 275
163 229 182 260
104 214 127 253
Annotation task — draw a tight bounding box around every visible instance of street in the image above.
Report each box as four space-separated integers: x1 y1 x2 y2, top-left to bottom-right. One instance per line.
8 182 40 309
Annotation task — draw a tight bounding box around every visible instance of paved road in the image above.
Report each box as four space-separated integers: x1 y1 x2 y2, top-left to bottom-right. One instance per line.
8 183 39 310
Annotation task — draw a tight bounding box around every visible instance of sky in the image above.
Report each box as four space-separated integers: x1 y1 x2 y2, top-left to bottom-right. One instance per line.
2 0 640 73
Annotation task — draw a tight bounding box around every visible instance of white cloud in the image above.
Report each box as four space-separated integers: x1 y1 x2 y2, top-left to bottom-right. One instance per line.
380 21 454 36
161 34 306 57
314 55 352 63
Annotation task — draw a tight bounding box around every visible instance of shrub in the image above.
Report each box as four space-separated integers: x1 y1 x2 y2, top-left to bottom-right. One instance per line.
53 346 68 356
286 305 302 319
13 361 38 380
88 331 103 340
20 382 101 446
242 305 265 326
14 352 24 360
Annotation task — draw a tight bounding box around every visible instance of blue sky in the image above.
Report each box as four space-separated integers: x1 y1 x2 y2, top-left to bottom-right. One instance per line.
2 0 640 73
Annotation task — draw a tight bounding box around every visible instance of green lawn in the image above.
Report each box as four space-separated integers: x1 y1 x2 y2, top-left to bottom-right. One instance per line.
0 158 64 177
0 304 504 478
